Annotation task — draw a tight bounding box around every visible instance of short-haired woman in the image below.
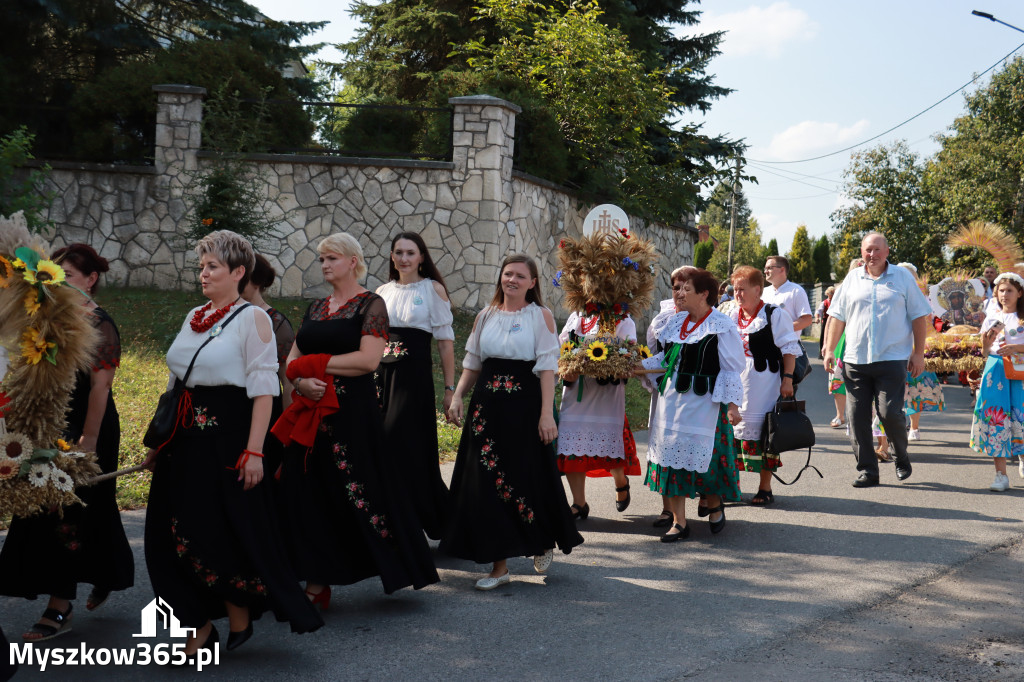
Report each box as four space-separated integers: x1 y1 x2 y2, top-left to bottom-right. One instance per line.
143 230 322 655
375 232 456 540
727 265 801 506
275 233 439 608
0 244 134 641
638 268 744 541
443 254 583 589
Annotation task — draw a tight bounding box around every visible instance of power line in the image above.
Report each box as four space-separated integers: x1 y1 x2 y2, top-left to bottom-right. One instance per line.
746 191 838 201
748 39 1024 164
748 161 842 185
747 163 839 193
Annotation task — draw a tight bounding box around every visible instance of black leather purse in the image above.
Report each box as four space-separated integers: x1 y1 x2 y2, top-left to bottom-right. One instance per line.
143 304 250 451
760 397 822 485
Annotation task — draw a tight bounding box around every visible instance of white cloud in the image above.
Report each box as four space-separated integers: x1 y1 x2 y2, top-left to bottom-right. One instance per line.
761 119 871 161
700 2 818 59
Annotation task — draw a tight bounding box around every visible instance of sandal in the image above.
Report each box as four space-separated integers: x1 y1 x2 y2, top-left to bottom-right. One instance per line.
22 604 73 642
652 510 673 527
570 503 590 521
750 489 775 506
830 417 844 428
876 447 893 463
614 483 631 513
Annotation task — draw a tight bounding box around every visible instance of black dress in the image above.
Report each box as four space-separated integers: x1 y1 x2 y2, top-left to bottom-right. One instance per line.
441 307 583 564
264 306 294 476
144 305 321 633
277 293 439 593
0 307 134 600
375 326 449 539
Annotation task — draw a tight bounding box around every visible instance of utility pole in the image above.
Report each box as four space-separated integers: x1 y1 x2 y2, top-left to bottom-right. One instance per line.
726 156 741 277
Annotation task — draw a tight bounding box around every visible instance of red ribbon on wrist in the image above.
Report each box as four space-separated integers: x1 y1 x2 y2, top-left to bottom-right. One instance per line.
231 449 264 470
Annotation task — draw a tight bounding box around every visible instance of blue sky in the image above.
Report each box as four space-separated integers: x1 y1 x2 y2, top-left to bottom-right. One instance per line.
253 0 1024 253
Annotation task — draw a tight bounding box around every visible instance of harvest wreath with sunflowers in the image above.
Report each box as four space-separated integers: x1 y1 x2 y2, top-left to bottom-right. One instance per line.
0 211 101 518
555 227 658 379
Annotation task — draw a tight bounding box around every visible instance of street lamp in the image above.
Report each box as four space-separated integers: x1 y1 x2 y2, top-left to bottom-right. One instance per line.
972 10 1024 34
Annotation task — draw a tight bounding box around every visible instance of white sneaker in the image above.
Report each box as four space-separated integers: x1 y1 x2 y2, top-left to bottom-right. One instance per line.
1019 458 1024 479
533 549 554 574
908 429 920 441
475 572 511 590
990 473 1010 492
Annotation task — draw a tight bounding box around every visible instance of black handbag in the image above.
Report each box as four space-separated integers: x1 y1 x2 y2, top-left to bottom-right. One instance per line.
764 304 812 384
760 397 822 486
143 304 250 451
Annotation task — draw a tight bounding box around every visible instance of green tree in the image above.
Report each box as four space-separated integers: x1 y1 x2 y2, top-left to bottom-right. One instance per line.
765 238 779 262
693 239 714 269
698 181 752 236
0 128 53 232
830 140 944 272
787 224 813 283
812 235 832 284
707 218 765 280
338 0 740 223
927 56 1024 245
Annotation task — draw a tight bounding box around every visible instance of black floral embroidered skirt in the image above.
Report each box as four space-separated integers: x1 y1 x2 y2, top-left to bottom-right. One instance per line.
441 359 584 565
278 373 439 594
144 385 322 633
375 327 449 540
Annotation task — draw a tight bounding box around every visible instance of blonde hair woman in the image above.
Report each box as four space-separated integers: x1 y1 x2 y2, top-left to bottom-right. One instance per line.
274 233 439 609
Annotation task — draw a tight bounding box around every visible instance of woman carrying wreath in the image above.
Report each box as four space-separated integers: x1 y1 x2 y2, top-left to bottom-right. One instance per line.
0 244 133 642
143 230 321 656
556 310 639 520
375 232 455 540
274 233 438 609
637 268 744 542
443 254 583 590
726 265 801 506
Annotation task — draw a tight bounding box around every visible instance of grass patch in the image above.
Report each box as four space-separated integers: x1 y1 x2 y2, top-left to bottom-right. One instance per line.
97 287 651 506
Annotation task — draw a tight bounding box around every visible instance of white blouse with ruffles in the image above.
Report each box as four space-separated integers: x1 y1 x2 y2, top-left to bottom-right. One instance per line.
462 303 559 377
727 303 803 441
640 308 745 472
376 278 455 341
166 302 280 398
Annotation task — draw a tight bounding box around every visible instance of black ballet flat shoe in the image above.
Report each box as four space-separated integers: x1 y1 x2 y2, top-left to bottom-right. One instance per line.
697 501 711 517
707 504 726 534
615 483 631 513
660 523 690 543
227 621 253 651
570 503 590 520
652 510 673 527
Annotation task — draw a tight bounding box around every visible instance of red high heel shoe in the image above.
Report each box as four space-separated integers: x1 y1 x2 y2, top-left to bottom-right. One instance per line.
305 585 331 611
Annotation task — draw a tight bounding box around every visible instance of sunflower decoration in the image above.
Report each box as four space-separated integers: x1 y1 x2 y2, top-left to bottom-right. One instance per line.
0 211 102 518
556 215 658 379
637 344 652 360
560 340 577 358
586 340 609 362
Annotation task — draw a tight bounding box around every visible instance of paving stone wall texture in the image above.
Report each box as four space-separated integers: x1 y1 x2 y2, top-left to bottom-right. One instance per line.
39 86 696 326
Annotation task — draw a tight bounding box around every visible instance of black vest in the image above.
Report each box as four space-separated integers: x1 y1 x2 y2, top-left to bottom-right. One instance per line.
664 333 720 396
745 313 783 374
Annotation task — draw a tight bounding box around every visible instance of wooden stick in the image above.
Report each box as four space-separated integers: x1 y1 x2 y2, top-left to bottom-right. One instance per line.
82 463 148 485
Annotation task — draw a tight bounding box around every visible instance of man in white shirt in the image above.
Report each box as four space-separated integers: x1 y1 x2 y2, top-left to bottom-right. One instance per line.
981 266 997 300
762 256 813 333
824 233 932 488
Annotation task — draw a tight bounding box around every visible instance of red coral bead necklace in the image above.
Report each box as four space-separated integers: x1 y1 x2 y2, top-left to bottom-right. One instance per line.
191 297 240 333
679 308 713 340
738 301 764 330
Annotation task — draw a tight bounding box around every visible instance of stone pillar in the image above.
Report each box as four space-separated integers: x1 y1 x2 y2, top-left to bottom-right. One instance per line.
449 95 521 299
153 84 206 176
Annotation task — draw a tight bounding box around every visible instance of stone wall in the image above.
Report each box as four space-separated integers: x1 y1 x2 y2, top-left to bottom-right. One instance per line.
39 86 697 328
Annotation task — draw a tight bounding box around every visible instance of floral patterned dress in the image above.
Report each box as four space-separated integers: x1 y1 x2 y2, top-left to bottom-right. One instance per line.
441 304 584 564
970 311 1024 459
0 308 133 600
277 292 439 593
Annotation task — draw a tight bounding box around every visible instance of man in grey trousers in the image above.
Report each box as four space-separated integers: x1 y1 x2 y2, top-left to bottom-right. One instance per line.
824 233 932 487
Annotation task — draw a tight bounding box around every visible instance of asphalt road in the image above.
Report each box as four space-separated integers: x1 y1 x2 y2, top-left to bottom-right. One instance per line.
3 344 1023 680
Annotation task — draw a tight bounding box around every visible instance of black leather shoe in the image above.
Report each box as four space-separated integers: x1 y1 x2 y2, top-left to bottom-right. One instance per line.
895 460 912 481
707 504 726 534
660 523 690 543
614 483 631 513
227 621 252 651
652 510 673 527
852 472 880 488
